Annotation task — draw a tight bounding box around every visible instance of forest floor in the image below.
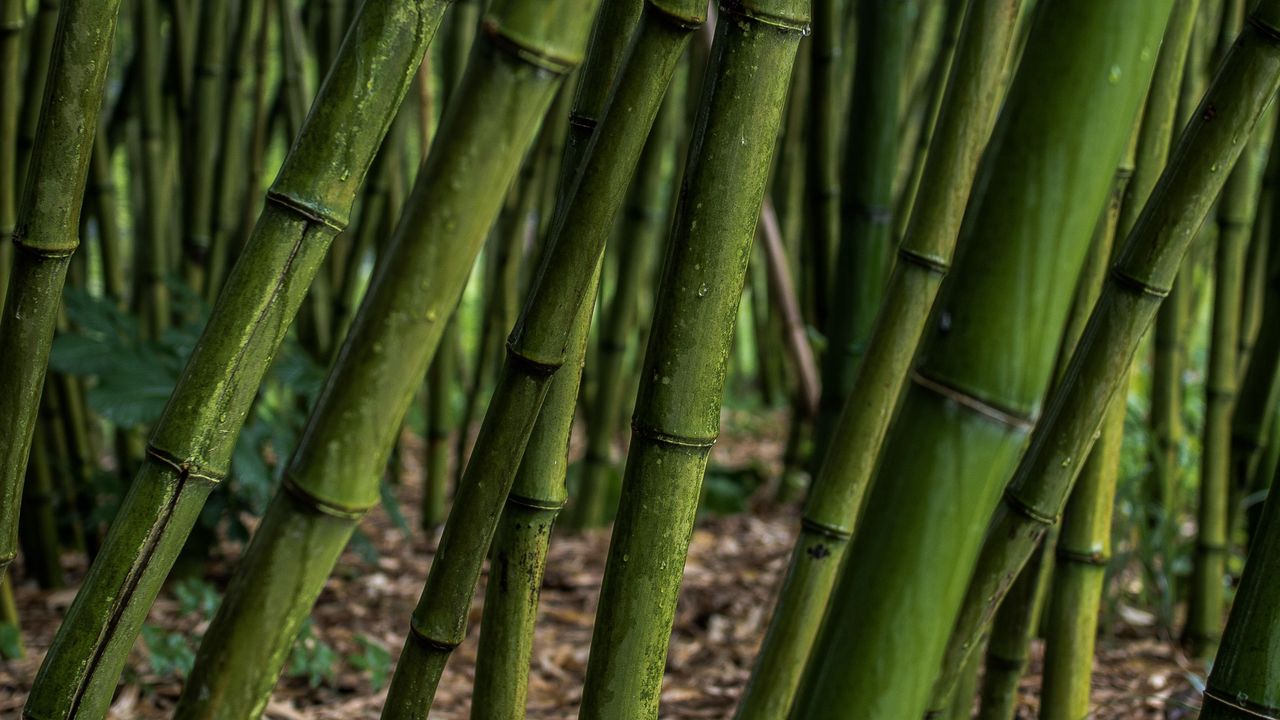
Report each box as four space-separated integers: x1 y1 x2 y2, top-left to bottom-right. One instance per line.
0 409 1207 719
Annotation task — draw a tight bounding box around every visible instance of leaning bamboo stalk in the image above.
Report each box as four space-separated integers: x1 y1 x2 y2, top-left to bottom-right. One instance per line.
925 1 1280 698
0 0 122 578
177 7 584 716
470 10 699 711
382 4 705 715
790 2 1170 717
26 5 443 718
736 2 1020 716
580 1 808 716
812 0 911 463
758 199 820 418
1203 451 1280 718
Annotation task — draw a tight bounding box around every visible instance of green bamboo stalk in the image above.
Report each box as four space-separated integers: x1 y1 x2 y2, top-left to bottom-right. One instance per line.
13 0 56 191
945 638 982 720
26 5 442 718
1188 116 1272 658
1236 143 1275 377
578 2 807 716
737 1 1020 716
1201 465 1280 719
930 83 1143 720
181 0 231 295
0 571 22 659
206 0 267 303
803 0 843 336
1231 183 1280 520
0 0 121 582
1153 0 1215 527
177 6 588 714
19 421 63 589
567 55 683 532
421 319 457 531
0 0 21 315
1038 5 1201 710
973 538 1051 720
134 0 172 336
382 3 710 715
812 0 911 464
924 1 1280 702
470 10 700 711
790 3 1170 717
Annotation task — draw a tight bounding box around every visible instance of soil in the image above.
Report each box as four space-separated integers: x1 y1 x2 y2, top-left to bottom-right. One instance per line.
0 411 1206 719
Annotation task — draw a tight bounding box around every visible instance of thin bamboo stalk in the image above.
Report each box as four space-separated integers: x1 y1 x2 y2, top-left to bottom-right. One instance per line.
13 0 56 191
812 0 911 463
181 0 231 295
0 0 122 579
804 0 843 336
973 539 1051 720
579 1 807 715
19 421 63 590
0 0 21 315
790 2 1170 717
1188 116 1272 657
736 1 1021 715
26 5 443 718
924 1 1280 698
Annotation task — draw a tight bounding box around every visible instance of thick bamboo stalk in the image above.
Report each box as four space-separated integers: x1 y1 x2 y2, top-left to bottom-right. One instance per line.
1201 465 1280 718
26 5 442 718
812 0 911 463
579 2 807 716
924 1 1280 699
382 4 704 715
736 2 1020 716
1188 117 1272 657
0 0 122 579
790 3 1170 717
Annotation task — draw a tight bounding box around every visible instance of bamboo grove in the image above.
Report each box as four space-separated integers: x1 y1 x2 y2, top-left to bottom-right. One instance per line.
6 0 1280 718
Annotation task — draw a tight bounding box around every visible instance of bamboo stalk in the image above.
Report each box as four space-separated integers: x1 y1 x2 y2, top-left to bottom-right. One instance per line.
579 2 807 716
803 0 843 336
790 2 1170 717
566 5 684 532
26 5 443 718
1188 114 1273 658
181 0 231 295
812 0 911 463
973 538 1051 720
0 0 21 315
382 3 706 715
1201 464 1280 718
737 1 1021 715
0 0 122 580
470 10 700 711
924 0 1280 698
13 0 56 191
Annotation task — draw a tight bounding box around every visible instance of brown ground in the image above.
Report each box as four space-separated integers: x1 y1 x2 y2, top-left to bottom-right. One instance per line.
0 412 1206 719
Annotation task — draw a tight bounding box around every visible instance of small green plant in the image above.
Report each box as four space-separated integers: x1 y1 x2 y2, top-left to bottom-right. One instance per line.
348 634 393 690
287 619 338 689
